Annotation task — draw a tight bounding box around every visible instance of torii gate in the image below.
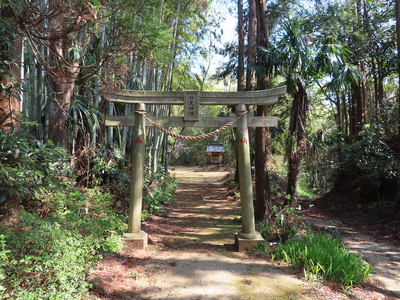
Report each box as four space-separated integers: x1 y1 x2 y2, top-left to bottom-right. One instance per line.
105 86 286 251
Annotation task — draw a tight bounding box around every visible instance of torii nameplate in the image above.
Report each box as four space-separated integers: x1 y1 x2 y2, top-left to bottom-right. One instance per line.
184 91 200 121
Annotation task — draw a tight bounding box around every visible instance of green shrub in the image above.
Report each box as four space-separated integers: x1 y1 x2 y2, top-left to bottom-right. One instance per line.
256 205 300 242
0 235 9 295
340 128 396 184
73 146 129 188
0 129 128 298
0 129 72 205
0 211 98 299
33 188 126 253
142 169 177 217
273 232 371 288
0 187 126 299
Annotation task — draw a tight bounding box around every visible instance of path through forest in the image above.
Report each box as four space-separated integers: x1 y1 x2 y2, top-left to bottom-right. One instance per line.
89 167 400 300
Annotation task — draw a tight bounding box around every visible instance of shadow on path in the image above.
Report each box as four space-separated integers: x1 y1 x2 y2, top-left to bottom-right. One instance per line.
89 167 399 300
90 167 316 300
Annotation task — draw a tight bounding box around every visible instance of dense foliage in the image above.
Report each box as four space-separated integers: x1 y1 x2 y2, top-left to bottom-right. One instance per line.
0 128 72 206
0 128 175 298
142 169 178 219
0 128 127 298
255 205 299 242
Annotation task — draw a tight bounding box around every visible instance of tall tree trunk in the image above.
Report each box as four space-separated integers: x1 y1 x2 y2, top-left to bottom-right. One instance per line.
0 5 22 220
349 60 365 138
349 0 366 138
163 0 181 91
0 6 21 133
246 0 256 91
335 94 343 163
254 105 270 220
46 0 81 148
286 81 308 199
342 94 348 136
373 57 391 137
234 0 245 184
357 61 366 131
396 0 400 136
47 64 80 148
254 0 270 222
349 85 357 136
237 0 244 92
255 0 270 87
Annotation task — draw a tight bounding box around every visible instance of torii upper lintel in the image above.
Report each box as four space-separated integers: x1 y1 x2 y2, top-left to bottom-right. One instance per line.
105 86 286 106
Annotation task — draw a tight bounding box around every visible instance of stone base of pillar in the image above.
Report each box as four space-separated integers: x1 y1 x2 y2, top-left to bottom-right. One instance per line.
234 233 264 252
122 230 148 250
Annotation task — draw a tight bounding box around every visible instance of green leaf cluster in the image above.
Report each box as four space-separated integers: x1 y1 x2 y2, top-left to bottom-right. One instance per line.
0 187 127 299
73 145 129 188
0 127 72 205
340 126 397 185
0 211 95 299
0 127 128 298
142 169 178 218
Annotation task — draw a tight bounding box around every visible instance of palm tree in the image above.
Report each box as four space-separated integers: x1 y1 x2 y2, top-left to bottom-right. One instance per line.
314 39 362 165
258 19 310 200
396 0 400 135
258 20 357 199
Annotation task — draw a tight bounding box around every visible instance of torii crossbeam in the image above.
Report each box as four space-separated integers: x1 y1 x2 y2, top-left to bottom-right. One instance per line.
105 86 286 251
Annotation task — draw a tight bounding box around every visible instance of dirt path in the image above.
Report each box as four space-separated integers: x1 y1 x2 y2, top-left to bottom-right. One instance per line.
90 167 400 300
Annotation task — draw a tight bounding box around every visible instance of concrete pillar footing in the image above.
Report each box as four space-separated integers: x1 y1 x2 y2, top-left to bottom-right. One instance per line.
122 230 148 250
235 233 264 252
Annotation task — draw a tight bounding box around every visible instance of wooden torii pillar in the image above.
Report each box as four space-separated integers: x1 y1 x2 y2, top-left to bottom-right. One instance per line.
105 86 286 251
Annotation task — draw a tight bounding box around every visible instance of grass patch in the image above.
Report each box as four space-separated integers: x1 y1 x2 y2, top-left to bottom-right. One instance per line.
295 184 317 198
273 232 371 288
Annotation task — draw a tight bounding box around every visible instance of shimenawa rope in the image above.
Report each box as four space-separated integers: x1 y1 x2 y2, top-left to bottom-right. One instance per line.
136 111 247 141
